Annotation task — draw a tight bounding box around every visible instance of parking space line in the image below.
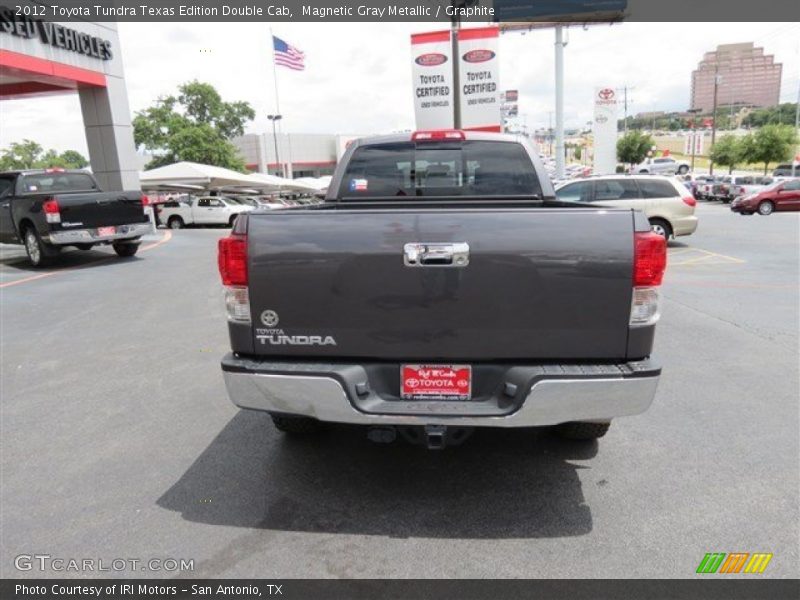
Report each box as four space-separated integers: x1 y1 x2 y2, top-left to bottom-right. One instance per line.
0 230 172 289
669 246 746 267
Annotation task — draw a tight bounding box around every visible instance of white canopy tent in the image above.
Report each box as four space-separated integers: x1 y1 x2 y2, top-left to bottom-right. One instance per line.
139 161 266 189
291 176 332 192
140 161 322 194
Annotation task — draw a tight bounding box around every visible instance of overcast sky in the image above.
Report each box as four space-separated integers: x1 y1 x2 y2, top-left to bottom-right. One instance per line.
1 21 797 155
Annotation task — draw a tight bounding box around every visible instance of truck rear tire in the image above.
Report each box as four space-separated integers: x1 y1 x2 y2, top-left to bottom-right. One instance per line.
555 421 610 440
168 216 184 229
23 226 59 267
113 242 139 257
270 414 323 434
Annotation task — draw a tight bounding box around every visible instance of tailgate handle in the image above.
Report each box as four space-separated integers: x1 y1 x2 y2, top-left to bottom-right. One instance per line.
404 243 469 267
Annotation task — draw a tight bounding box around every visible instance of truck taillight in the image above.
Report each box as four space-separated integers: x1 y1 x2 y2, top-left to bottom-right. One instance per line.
218 233 248 286
218 233 250 322
141 194 150 206
43 198 61 224
631 231 667 327
634 231 666 287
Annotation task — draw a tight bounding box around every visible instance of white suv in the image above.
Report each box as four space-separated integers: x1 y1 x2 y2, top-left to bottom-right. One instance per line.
635 156 690 175
554 175 699 239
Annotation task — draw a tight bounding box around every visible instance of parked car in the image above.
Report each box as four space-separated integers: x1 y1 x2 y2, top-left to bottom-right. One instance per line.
709 175 732 201
555 174 698 239
158 195 253 228
0 168 151 266
153 195 194 226
731 179 800 215
635 156 690 175
694 175 720 200
217 130 666 448
772 164 798 178
727 176 773 203
692 175 716 200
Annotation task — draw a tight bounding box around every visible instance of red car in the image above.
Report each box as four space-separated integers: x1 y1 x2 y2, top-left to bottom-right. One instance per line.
730 179 800 215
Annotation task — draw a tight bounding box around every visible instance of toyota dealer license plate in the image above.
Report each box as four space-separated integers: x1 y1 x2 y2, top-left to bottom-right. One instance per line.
401 364 472 401
97 226 116 236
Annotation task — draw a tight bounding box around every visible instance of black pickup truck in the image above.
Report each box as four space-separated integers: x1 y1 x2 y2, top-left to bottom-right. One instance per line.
0 169 151 266
217 131 667 449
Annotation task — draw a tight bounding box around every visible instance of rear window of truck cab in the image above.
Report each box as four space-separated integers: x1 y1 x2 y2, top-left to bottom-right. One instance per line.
20 172 97 194
339 141 542 198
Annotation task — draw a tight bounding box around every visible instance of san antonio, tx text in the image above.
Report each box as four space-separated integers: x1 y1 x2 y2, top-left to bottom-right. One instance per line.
15 583 281 597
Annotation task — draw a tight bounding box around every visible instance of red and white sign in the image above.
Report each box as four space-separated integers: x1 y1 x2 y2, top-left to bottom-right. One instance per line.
401 364 471 400
411 30 454 130
457 27 501 132
683 131 704 155
593 86 618 174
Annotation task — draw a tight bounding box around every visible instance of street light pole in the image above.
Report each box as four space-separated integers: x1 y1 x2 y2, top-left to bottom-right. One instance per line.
687 108 702 174
554 25 566 180
709 67 720 175
267 114 282 177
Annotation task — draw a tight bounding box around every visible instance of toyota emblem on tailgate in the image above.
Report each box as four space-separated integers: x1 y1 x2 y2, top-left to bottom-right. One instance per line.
260 310 279 327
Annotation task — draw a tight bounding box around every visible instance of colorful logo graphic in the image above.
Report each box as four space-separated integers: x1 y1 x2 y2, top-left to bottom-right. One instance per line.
462 49 495 63
415 53 447 66
696 552 773 574
598 88 615 100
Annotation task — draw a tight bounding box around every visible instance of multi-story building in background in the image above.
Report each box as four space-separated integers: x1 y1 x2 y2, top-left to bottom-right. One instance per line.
690 42 782 113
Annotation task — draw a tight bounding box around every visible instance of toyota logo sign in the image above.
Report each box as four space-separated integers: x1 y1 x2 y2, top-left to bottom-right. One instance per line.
598 88 615 100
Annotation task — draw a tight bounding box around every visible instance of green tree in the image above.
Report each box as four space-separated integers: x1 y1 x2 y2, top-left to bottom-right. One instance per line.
574 145 582 161
58 150 89 168
740 124 799 175
133 80 255 170
709 135 743 174
0 141 88 170
0 139 43 170
617 131 654 169
742 103 798 128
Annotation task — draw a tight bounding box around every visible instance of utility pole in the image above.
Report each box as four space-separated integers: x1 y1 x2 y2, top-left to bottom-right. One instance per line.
687 108 701 174
794 78 799 177
450 8 461 129
709 66 720 175
267 114 282 177
616 85 634 133
554 25 566 180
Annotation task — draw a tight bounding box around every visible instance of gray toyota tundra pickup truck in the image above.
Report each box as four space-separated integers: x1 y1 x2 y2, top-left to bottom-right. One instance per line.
0 168 151 266
218 130 667 449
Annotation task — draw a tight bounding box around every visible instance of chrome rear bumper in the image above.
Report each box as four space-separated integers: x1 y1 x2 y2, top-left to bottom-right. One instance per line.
47 222 153 245
221 355 660 427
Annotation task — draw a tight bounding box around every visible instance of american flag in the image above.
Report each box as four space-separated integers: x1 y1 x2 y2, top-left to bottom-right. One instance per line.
273 36 305 71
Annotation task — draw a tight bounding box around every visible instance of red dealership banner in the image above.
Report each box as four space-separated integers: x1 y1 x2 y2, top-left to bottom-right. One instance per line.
457 26 501 132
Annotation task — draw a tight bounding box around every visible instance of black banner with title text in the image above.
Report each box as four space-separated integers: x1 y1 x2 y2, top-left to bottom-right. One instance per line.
0 0 797 23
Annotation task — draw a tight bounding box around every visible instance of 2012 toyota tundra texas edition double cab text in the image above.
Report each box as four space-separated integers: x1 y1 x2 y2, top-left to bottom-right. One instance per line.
217 130 667 449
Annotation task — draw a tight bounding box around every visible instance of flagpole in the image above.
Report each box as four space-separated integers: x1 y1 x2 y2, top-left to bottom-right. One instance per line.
269 27 284 177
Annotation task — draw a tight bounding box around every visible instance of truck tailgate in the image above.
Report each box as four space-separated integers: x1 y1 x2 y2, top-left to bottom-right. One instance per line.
247 208 635 361
55 192 146 229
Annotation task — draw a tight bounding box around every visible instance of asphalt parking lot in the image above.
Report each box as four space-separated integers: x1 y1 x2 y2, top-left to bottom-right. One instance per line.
1 202 798 579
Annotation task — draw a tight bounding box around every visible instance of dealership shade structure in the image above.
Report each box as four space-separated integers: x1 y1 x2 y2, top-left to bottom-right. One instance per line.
139 161 324 192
